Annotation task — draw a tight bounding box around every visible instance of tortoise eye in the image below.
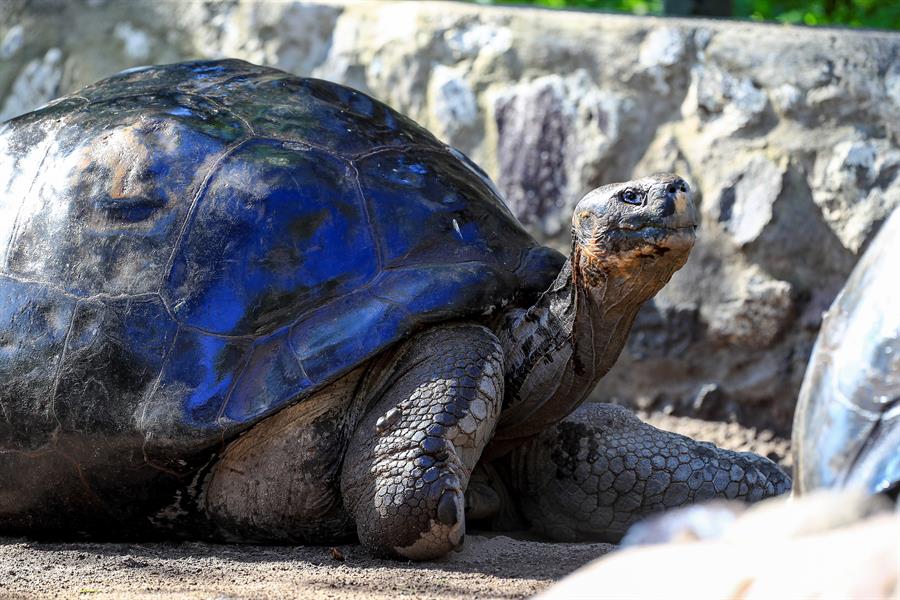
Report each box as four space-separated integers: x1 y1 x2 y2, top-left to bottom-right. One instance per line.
621 189 641 205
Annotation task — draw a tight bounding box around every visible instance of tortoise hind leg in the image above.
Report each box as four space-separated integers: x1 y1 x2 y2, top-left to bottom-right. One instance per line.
341 323 504 560
498 404 791 543
202 368 365 543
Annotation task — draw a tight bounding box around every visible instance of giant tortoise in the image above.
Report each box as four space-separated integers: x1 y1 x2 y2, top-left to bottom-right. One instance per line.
794 207 900 498
0 59 789 559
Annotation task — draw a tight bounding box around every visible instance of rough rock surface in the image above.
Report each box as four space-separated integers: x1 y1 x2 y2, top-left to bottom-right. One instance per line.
2 0 898 434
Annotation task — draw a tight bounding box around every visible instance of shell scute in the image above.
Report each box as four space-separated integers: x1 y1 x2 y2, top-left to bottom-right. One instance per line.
163 139 378 337
53 296 177 437
1 93 243 298
794 208 900 495
0 276 76 449
355 148 533 269
195 70 444 156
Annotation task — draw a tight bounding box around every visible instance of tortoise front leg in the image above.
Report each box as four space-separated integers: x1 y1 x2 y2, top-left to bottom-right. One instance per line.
499 404 791 543
341 324 504 559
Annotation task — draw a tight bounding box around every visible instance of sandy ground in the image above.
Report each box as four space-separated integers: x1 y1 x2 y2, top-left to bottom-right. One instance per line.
0 535 614 599
0 414 789 599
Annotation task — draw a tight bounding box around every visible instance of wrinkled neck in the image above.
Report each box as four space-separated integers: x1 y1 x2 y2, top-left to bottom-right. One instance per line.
490 257 671 455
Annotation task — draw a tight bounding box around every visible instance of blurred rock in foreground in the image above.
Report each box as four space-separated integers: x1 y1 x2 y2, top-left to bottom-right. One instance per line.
541 491 899 599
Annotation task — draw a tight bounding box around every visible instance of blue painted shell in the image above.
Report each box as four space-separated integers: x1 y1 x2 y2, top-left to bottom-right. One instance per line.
793 208 900 497
0 60 562 479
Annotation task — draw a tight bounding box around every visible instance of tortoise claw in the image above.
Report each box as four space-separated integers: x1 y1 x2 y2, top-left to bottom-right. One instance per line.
437 491 461 526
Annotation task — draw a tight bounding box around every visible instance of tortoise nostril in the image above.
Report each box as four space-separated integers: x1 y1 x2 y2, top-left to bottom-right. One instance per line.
661 180 684 217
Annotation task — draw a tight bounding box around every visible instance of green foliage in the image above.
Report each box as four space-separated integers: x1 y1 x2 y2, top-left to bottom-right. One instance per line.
469 0 900 30
736 0 900 29
474 0 663 15
471 0 663 14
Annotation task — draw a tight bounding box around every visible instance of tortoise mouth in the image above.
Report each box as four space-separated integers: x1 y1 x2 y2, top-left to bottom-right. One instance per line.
576 223 696 271
581 223 696 251
609 223 697 235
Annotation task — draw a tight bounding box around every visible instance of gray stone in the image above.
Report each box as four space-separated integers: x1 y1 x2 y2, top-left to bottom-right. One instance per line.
638 27 687 93
691 383 725 419
427 65 478 144
683 62 767 139
704 266 793 349
113 22 151 62
1 24 24 60
627 300 699 360
811 139 900 253
711 156 785 247
769 84 803 116
443 21 513 63
639 27 686 69
885 62 900 109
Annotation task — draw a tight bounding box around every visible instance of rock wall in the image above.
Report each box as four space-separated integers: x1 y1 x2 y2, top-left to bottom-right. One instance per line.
3 0 899 434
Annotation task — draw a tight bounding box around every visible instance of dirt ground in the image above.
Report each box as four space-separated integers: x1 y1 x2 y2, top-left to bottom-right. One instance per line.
0 414 790 599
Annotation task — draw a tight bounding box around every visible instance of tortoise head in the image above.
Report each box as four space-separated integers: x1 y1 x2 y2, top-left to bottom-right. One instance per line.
571 173 697 295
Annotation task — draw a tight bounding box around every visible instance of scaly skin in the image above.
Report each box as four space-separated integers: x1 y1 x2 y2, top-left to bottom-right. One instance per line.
204 367 363 544
341 324 504 559
500 404 791 542
491 174 696 454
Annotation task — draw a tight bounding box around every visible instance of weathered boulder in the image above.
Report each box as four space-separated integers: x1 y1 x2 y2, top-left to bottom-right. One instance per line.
811 139 900 253
2 0 897 434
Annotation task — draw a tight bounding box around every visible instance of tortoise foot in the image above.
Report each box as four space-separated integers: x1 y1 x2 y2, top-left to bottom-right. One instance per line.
341 324 504 559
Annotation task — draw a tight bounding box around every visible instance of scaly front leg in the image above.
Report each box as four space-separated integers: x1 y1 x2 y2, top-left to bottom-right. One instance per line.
341 324 504 559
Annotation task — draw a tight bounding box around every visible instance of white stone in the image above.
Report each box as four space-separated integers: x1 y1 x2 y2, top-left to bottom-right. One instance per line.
769 84 802 115
639 27 686 69
812 140 900 252
885 63 900 108
1 25 24 60
713 156 784 247
444 23 512 61
685 63 767 138
113 22 152 61
0 48 64 122
428 65 478 142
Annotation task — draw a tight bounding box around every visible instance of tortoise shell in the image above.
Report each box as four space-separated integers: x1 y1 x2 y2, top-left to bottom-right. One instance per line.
0 60 562 530
793 208 900 496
